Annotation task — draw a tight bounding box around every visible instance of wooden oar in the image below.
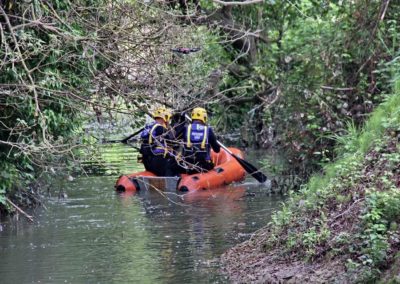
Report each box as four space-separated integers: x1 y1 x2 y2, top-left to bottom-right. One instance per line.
184 114 267 183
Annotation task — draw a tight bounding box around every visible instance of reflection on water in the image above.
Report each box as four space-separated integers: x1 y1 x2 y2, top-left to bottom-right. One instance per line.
80 143 141 176
0 145 285 283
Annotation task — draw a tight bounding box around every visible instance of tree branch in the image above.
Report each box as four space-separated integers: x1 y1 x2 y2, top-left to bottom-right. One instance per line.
212 0 264 6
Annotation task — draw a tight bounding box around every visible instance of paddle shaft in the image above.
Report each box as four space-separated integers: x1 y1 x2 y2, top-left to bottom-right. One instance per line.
120 127 145 143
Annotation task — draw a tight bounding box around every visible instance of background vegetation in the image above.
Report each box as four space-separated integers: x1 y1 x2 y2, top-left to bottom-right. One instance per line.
262 76 399 282
222 66 399 283
1 0 100 212
0 0 219 214
1 0 399 281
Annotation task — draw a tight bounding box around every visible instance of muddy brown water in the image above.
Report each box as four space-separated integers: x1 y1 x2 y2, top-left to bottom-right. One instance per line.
0 145 285 283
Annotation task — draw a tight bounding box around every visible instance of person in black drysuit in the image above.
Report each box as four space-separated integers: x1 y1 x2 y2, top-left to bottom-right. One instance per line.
181 107 220 174
165 111 188 176
139 107 175 176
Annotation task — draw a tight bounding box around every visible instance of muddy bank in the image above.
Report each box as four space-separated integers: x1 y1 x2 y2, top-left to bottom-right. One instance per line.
221 234 345 283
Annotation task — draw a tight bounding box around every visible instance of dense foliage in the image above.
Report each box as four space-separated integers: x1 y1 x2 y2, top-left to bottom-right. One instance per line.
1 0 400 280
207 0 400 178
222 75 400 283
0 0 225 213
0 1 109 212
266 79 400 281
1 0 398 219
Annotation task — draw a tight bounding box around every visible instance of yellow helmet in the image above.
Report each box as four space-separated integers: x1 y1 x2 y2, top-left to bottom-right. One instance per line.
152 106 171 123
164 109 172 122
191 107 207 123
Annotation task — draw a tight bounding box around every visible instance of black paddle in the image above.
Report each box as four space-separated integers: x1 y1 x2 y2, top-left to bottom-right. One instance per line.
100 127 144 144
101 109 182 144
103 111 183 144
217 142 267 183
120 128 144 143
184 114 267 183
119 127 144 144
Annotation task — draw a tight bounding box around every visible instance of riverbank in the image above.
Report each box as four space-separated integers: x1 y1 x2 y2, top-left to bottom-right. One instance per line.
221 93 400 282
0 177 48 222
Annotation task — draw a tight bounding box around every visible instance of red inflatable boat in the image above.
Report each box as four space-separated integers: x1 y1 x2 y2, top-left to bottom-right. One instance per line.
115 147 246 192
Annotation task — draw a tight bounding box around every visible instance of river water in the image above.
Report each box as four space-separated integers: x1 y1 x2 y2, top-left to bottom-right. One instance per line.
0 144 284 283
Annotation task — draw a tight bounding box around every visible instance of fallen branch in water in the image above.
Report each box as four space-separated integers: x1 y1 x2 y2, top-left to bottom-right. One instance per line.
6 198 34 222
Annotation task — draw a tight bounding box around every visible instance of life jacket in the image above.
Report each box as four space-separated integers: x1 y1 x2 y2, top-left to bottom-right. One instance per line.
184 122 210 161
140 123 167 156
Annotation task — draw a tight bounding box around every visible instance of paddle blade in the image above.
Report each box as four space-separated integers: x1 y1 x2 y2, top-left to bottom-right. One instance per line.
232 154 268 183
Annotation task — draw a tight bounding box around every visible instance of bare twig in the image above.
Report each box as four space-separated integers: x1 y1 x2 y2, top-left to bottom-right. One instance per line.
331 198 364 222
321 86 355 92
6 198 34 222
212 0 264 6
